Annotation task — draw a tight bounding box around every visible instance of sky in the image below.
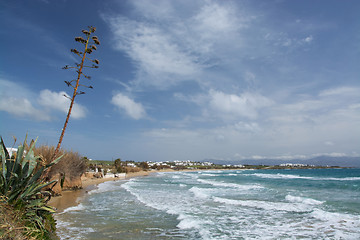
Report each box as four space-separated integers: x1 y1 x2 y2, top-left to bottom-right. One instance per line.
1 0 359 162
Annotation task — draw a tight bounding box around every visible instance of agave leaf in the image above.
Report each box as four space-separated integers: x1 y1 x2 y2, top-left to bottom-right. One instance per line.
8 188 23 202
13 140 25 177
22 161 30 178
46 154 63 167
23 137 38 175
0 136 10 159
5 158 14 180
0 137 10 181
1 139 8 182
40 206 56 213
20 179 53 200
28 166 45 186
22 180 56 200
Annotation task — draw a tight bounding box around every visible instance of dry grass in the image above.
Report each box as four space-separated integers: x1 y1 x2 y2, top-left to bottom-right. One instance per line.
33 145 87 181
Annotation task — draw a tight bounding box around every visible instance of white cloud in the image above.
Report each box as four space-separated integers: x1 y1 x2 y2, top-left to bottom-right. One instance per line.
209 90 273 119
0 79 50 121
304 35 313 43
0 79 86 121
319 86 359 97
0 96 50 121
111 93 146 120
38 89 86 119
103 0 246 90
105 16 200 89
193 1 242 39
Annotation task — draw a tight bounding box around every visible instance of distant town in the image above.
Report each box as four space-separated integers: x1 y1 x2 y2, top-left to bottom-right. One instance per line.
87 159 345 176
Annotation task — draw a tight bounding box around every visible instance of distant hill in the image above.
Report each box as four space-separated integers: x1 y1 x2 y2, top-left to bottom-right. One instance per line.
204 156 360 168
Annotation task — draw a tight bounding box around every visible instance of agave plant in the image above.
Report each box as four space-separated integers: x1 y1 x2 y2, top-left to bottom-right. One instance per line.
0 135 61 238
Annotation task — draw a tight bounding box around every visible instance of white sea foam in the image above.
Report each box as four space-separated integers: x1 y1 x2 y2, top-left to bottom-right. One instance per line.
311 209 360 223
285 195 324 205
197 178 263 190
213 197 311 212
87 180 121 195
56 222 95 239
250 173 360 181
60 203 86 214
325 176 360 181
176 214 201 229
201 173 217 176
310 209 360 238
189 187 211 199
250 173 314 180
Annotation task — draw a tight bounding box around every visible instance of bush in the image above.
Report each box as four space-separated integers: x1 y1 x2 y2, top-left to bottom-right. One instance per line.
33 145 87 183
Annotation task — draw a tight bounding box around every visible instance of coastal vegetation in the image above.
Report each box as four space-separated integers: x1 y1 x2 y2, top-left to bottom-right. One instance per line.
0 136 61 239
34 146 88 195
0 26 101 239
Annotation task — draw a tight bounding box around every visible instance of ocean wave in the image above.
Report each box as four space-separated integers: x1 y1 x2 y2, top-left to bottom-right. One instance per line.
285 195 324 205
213 197 312 213
197 178 263 190
310 209 360 238
176 214 202 229
200 173 218 176
249 173 360 181
189 187 211 199
87 180 121 195
60 203 86 214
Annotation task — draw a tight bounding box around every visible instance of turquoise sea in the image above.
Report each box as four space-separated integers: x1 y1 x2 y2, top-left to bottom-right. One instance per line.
56 168 360 239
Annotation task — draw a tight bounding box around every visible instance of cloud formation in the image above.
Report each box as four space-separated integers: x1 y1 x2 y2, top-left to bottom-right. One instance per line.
111 93 146 120
103 0 246 90
38 89 86 119
0 79 87 121
0 96 51 121
209 90 273 119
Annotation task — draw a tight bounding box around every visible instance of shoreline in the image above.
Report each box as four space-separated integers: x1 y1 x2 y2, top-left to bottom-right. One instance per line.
48 168 230 212
48 170 152 212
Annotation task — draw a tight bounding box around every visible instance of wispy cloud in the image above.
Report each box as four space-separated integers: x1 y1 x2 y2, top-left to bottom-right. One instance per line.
102 0 247 90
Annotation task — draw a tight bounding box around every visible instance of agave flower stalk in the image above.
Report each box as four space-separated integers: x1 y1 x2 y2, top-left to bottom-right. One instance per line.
53 26 100 159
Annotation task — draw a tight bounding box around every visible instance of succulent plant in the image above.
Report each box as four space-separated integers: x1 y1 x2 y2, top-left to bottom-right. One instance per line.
0 135 61 238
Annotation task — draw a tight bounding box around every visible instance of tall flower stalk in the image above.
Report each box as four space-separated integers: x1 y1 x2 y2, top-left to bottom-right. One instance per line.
53 26 100 159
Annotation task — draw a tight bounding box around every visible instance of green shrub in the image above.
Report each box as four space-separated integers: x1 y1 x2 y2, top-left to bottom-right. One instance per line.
0 136 61 239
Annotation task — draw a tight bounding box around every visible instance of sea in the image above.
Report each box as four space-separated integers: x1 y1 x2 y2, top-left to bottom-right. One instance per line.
55 168 360 239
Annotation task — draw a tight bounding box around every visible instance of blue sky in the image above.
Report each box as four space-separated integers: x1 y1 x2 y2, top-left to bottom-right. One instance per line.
1 0 359 162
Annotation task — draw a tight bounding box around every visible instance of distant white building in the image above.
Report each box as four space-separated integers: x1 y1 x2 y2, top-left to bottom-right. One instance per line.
279 163 308 167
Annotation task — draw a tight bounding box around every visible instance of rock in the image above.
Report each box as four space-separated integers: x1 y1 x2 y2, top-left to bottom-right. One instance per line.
93 172 103 178
62 176 82 190
84 172 95 178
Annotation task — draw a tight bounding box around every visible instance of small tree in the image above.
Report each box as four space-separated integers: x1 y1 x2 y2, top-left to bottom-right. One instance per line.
53 26 100 159
139 161 149 170
114 158 122 169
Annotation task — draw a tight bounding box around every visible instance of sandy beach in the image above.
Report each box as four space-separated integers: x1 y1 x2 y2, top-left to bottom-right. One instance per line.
48 170 153 212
